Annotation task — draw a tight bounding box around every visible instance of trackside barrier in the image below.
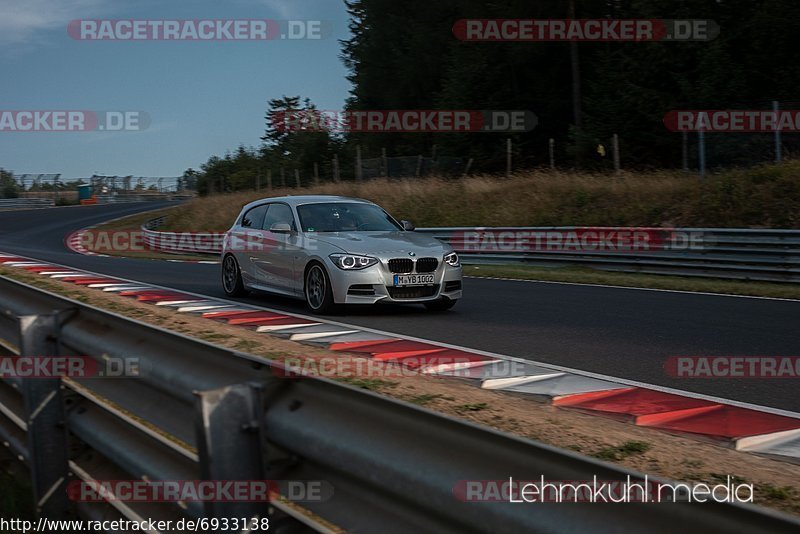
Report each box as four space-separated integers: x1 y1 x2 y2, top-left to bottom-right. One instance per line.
141 218 800 282
96 194 194 204
417 227 800 283
0 198 55 210
142 217 225 254
0 276 799 532
0 196 192 210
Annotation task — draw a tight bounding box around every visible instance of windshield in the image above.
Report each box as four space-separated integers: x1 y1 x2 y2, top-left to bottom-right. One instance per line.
296 202 402 233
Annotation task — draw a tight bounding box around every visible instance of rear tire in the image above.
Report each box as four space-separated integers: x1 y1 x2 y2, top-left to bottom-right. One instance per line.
305 263 337 314
222 254 249 297
424 297 457 312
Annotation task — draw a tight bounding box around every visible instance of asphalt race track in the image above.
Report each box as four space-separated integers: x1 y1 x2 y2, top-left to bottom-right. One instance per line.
1 203 798 411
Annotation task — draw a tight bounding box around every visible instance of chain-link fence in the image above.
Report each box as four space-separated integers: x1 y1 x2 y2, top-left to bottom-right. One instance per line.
360 155 466 180
669 100 800 175
13 174 61 190
89 175 182 193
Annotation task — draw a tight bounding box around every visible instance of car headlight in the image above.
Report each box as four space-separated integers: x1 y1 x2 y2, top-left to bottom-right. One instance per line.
444 251 460 267
330 253 378 270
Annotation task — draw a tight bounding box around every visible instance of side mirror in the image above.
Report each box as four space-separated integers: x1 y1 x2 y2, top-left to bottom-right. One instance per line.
401 220 415 231
270 222 293 233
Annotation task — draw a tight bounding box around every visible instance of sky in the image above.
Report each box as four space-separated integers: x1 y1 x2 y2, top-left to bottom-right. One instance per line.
0 0 352 180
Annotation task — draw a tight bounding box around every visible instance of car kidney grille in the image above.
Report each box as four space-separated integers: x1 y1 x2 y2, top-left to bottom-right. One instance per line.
415 258 439 273
388 258 414 273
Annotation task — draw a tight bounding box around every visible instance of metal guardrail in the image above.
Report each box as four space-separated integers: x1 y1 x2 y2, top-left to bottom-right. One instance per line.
141 218 800 282
0 198 55 210
141 217 225 255
1 276 798 532
96 194 195 204
416 227 800 283
0 196 192 210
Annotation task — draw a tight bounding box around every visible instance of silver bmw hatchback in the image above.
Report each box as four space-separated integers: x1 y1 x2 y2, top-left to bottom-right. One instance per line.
221 195 463 313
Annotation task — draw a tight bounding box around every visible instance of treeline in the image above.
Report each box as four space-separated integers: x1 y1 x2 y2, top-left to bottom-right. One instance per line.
0 170 17 198
194 0 800 195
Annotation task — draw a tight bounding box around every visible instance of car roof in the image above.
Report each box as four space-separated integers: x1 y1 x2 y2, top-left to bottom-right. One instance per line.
240 195 374 211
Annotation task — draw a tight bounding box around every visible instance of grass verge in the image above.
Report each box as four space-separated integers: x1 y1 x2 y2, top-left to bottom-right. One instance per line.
163 162 800 231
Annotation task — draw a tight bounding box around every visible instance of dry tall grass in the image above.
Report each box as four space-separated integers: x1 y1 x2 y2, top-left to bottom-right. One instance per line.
163 163 800 231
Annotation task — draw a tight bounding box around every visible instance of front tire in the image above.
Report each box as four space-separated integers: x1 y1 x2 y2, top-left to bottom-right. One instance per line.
424 297 457 312
222 254 249 297
305 263 336 314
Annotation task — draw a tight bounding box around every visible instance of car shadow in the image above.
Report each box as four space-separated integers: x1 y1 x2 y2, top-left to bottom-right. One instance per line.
241 290 438 318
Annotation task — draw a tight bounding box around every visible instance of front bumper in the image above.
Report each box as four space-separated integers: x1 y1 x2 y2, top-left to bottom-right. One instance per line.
327 259 463 305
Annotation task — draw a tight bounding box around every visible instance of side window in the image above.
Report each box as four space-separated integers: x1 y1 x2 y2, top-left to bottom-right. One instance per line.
241 205 267 229
263 204 296 231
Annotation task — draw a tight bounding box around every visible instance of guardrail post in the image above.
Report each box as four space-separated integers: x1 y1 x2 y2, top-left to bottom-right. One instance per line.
19 313 72 519
194 383 270 520
698 130 706 179
506 138 512 178
773 100 782 163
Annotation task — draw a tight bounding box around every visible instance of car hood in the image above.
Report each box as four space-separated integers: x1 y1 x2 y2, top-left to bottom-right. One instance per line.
310 231 450 257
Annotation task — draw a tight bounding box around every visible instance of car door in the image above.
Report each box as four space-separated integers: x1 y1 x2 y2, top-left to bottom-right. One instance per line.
228 203 268 287
259 203 299 293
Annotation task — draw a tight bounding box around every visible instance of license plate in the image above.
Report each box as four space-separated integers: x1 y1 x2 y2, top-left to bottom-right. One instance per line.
393 274 435 286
